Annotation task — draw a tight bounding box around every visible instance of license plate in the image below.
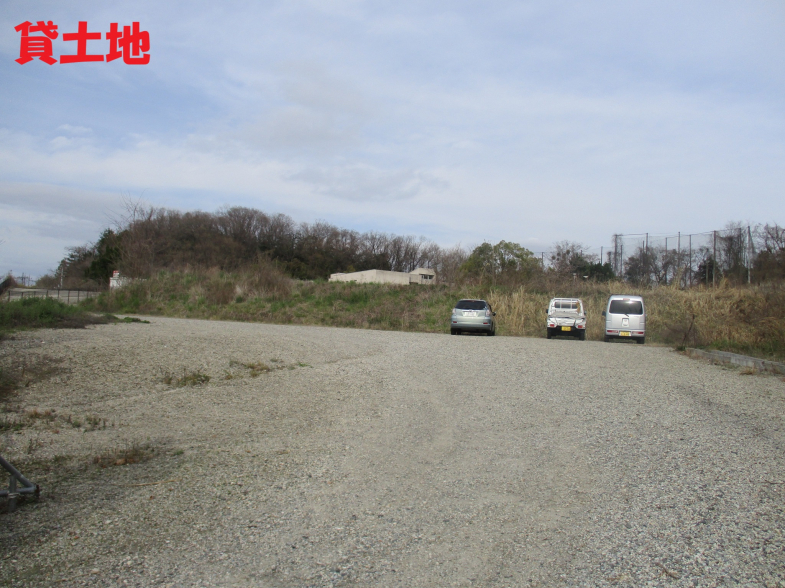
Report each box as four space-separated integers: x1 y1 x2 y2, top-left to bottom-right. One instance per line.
561 326 571 331
619 331 631 337
463 311 477 317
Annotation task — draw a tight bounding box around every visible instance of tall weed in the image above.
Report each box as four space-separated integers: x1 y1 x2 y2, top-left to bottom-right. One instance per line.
84 271 785 361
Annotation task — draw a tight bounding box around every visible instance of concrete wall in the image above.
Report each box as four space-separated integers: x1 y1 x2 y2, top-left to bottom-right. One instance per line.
110 276 132 290
329 270 410 285
329 268 435 285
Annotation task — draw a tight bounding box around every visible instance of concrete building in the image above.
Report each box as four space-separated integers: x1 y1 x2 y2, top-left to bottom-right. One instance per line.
329 267 435 285
109 270 132 290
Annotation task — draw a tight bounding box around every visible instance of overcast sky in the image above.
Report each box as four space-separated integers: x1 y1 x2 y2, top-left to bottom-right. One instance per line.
1 0 783 277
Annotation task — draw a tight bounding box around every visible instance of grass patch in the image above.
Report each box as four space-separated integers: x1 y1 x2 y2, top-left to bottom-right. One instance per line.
0 297 110 334
224 358 309 379
161 368 211 387
244 361 271 377
0 406 111 434
117 316 150 324
93 442 154 468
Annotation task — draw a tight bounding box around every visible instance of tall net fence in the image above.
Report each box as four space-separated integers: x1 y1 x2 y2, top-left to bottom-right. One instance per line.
609 227 758 286
530 224 785 286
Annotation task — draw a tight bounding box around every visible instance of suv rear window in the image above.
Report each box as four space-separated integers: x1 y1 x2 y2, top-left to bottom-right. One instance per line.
455 300 487 310
609 300 643 315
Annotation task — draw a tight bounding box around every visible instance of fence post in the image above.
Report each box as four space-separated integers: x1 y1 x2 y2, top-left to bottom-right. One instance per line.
712 230 717 287
613 234 618 274
677 232 681 287
747 225 753 284
665 238 668 285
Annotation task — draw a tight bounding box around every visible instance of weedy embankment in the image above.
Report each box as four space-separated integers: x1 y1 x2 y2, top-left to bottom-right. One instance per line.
0 297 111 334
81 269 785 361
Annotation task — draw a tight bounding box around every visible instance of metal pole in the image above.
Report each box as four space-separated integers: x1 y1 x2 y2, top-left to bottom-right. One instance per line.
0 454 39 498
689 234 692 286
613 235 618 274
641 236 646 284
677 232 681 287
747 225 753 284
665 237 668 285
713 230 717 287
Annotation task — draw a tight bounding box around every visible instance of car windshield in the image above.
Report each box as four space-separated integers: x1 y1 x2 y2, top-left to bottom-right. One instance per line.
552 300 582 312
609 299 643 315
455 300 486 311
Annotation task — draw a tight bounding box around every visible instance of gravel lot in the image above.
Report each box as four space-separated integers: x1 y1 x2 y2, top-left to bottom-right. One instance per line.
1 317 784 587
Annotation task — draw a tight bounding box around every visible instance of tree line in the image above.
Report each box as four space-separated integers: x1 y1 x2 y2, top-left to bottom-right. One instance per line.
35 204 785 290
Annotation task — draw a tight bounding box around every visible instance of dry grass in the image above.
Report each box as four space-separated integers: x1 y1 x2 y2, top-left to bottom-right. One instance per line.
83 261 292 316
483 280 785 359
223 358 309 380
93 442 154 468
0 355 67 402
160 368 211 388
80 268 785 361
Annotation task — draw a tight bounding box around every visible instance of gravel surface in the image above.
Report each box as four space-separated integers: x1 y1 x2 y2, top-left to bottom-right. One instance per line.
1 317 784 587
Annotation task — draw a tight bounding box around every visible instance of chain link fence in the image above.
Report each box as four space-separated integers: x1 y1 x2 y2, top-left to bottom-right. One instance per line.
526 224 784 286
607 227 757 286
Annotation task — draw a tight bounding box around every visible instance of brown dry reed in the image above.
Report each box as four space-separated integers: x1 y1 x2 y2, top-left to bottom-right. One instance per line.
83 269 785 361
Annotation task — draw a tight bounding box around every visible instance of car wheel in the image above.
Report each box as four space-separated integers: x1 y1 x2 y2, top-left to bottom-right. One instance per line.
488 327 495 336
450 328 456 335
604 335 610 343
579 330 586 341
637 337 645 345
546 328 552 339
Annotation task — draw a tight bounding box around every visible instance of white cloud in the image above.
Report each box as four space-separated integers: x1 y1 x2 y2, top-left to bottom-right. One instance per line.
57 124 92 135
290 164 447 202
0 183 125 276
